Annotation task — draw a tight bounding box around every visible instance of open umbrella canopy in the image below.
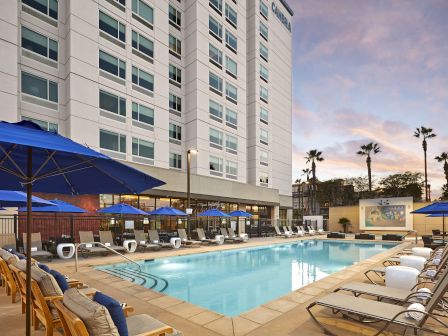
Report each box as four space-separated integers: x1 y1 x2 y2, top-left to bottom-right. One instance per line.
0 190 54 207
197 208 230 217
411 202 448 214
97 203 148 215
149 206 187 216
18 199 87 213
0 121 165 193
228 210 253 217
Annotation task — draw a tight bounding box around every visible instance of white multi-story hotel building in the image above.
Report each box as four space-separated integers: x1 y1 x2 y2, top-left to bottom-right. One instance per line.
0 0 293 224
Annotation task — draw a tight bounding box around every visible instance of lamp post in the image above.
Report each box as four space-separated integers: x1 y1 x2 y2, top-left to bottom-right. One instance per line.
186 149 198 235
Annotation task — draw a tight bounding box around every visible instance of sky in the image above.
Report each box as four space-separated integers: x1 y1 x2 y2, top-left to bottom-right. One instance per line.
289 0 448 198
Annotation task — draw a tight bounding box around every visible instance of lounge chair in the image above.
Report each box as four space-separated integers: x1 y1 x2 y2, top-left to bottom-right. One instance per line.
134 230 161 250
274 225 292 238
54 288 180 336
228 227 248 242
220 228 243 243
0 233 16 250
0 258 18 303
327 232 345 239
355 233 375 240
307 273 448 336
78 231 108 257
288 226 304 236
196 228 224 245
99 231 127 253
148 230 173 248
177 229 202 246
22 232 53 261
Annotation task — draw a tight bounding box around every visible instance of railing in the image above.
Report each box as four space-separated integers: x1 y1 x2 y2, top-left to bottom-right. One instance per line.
403 230 418 244
74 242 142 273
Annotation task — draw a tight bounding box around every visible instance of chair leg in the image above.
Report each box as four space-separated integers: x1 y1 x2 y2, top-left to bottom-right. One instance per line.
45 324 53 336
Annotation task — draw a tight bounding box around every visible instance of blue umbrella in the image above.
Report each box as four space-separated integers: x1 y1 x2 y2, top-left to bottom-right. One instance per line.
412 202 448 241
149 206 187 216
0 120 165 335
18 199 87 213
0 190 54 207
228 210 253 217
97 203 148 215
197 208 230 217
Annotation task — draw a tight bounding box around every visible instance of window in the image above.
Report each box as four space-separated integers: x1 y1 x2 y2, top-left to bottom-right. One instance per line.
169 64 182 85
210 156 223 173
132 0 154 25
260 42 268 61
99 90 126 116
22 116 58 133
100 129 126 153
226 82 237 103
99 11 125 42
209 0 222 13
23 0 57 20
225 134 238 152
22 27 58 61
225 4 237 27
209 43 223 67
260 21 269 40
132 102 154 125
99 50 126 79
260 107 269 124
260 0 268 19
260 64 269 82
111 0 126 7
169 93 182 114
132 31 154 58
132 66 154 91
226 160 237 176
260 129 269 145
168 5 181 28
209 128 223 147
225 30 237 51
225 108 237 127
132 138 154 159
169 35 182 57
209 16 222 40
260 150 268 165
260 173 269 184
169 153 182 169
226 56 237 77
260 85 269 102
209 100 223 120
169 123 182 141
21 71 58 103
209 72 223 94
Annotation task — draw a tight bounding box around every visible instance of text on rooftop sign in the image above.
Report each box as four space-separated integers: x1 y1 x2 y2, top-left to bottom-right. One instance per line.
272 2 291 32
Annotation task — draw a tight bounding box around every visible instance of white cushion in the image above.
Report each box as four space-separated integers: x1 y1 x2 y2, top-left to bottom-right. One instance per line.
385 266 419 290
399 255 426 271
405 303 425 321
411 247 432 259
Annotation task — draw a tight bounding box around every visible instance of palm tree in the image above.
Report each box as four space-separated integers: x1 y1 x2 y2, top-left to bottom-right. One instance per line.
435 152 448 188
414 127 437 201
356 142 381 192
305 150 324 215
302 168 311 182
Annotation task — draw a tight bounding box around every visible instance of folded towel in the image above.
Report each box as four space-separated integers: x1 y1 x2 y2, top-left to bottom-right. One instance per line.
416 288 432 300
432 258 441 265
426 269 437 278
139 240 146 245
405 303 425 321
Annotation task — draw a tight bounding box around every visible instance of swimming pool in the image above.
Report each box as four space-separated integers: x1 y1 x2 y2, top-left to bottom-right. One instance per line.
97 240 396 316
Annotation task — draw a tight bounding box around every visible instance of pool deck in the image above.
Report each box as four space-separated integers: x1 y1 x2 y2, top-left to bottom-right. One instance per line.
3 236 426 335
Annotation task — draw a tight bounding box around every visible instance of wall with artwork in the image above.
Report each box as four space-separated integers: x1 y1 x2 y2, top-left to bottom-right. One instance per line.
359 197 413 231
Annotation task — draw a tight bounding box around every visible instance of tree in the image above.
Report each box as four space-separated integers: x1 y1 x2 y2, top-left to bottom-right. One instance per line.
435 152 448 189
345 176 375 199
305 150 324 215
302 168 311 182
441 185 448 200
316 179 357 207
414 127 436 201
338 217 351 233
378 171 424 200
356 142 381 192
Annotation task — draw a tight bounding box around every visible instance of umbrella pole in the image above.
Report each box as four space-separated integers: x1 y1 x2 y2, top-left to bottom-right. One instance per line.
25 147 33 336
443 214 445 243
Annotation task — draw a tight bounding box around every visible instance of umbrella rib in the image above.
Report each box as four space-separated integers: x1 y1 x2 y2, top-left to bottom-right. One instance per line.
0 166 26 179
32 157 97 181
47 152 77 194
32 150 57 178
0 144 27 178
0 143 18 165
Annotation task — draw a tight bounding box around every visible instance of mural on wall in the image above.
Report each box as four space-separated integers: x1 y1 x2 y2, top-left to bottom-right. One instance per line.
360 197 413 231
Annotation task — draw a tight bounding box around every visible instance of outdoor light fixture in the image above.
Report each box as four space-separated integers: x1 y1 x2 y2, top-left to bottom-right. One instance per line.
110 218 116 225
143 217 149 224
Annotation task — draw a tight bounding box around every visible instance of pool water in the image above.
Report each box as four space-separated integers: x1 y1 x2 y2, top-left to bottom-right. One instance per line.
97 240 396 316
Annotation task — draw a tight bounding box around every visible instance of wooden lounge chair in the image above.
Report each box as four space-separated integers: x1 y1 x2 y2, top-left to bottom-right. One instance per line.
274 225 292 238
99 231 127 253
307 272 448 336
78 231 108 257
0 258 18 303
177 229 202 246
134 230 161 250
196 228 223 245
23 232 53 261
220 228 243 243
54 288 178 336
148 230 173 248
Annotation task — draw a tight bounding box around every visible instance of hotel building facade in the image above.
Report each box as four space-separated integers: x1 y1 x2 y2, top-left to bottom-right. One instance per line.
0 0 293 224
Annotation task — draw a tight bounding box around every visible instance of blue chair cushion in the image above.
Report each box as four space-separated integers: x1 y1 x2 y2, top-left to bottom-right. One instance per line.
93 292 128 336
11 250 26 259
37 263 51 273
49 269 70 292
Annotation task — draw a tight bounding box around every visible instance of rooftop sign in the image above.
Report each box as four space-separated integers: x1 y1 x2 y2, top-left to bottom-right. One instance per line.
272 2 292 32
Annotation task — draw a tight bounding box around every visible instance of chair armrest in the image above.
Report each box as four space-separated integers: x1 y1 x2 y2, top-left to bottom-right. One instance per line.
44 295 64 301
135 326 174 336
123 305 134 316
